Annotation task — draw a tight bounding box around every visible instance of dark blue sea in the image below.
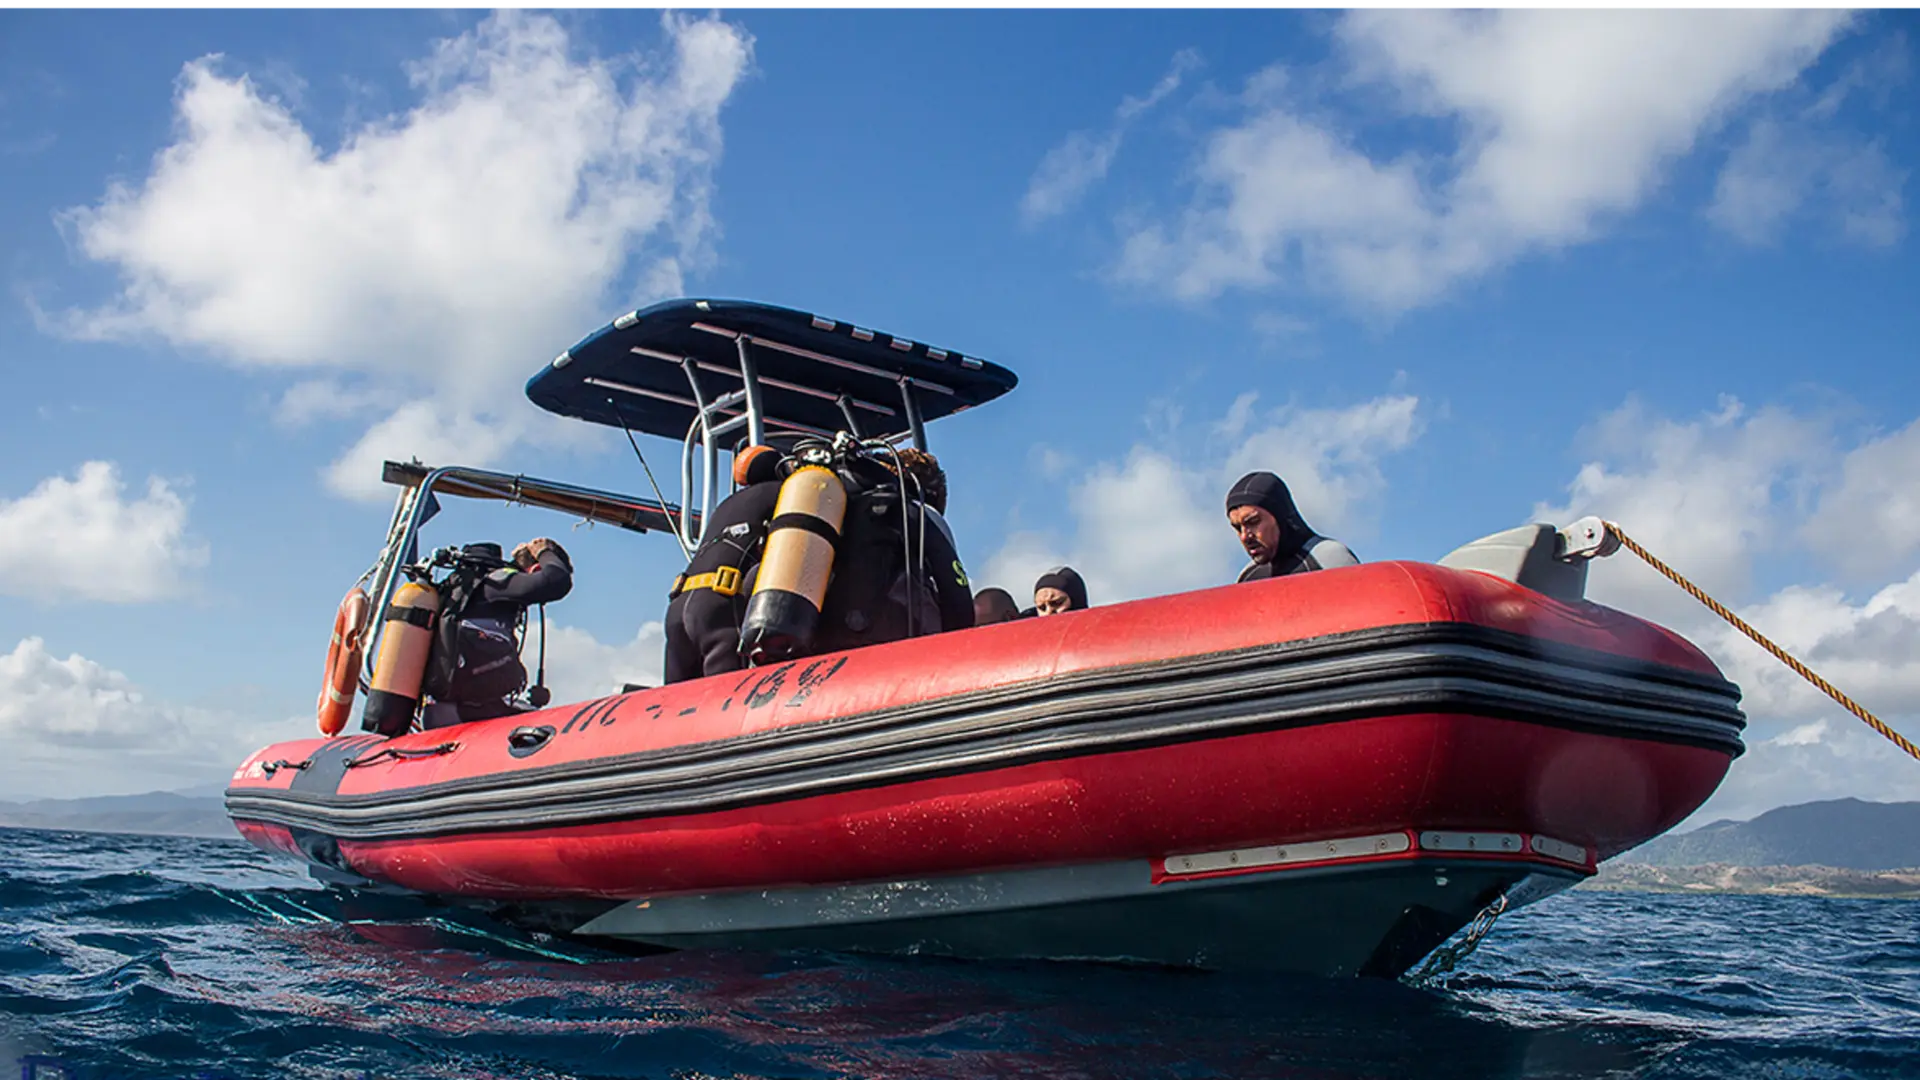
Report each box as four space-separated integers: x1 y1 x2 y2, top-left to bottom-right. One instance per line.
2 828 1915 1080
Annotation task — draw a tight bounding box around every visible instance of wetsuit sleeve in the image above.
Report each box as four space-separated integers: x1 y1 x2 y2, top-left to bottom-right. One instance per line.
483 550 574 606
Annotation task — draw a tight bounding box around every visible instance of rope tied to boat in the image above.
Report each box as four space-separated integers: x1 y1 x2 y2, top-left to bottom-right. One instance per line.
1597 521 1920 764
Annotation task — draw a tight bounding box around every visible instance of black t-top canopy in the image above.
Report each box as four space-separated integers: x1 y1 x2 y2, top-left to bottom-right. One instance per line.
525 298 1018 446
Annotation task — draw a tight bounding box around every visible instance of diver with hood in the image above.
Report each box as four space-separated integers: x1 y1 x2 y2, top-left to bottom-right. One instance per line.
1031 566 1089 616
1224 471 1359 582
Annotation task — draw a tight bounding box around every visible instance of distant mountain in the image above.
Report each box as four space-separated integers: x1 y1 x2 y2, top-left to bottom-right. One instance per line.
0 790 234 841
1620 798 1920 870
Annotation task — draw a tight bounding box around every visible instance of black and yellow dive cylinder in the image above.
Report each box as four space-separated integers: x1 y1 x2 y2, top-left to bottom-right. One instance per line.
361 580 441 737
739 465 848 663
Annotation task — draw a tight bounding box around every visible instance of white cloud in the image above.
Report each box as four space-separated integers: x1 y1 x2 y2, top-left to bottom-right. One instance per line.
50 12 753 499
0 637 283 799
1705 570 1920 731
1773 719 1829 747
1021 49 1199 224
1707 33 1909 248
0 462 209 604
1694 719 1920 824
1532 395 1835 628
1707 117 1821 245
1708 120 1906 250
274 379 387 427
0 617 666 799
1222 393 1421 540
1804 416 1920 578
980 392 1421 604
1532 394 1920 818
321 399 533 499
1710 121 1907 248
1118 11 1851 313
522 619 665 701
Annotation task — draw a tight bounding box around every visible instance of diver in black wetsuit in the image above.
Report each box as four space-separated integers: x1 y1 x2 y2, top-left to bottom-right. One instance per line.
426 539 574 727
1225 471 1359 582
663 446 784 684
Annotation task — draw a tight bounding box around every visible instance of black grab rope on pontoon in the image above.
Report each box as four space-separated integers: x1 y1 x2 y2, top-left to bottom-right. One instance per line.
345 742 459 769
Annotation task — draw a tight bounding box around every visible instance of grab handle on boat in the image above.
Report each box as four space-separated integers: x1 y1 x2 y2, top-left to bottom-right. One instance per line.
508 725 556 758
1570 518 1920 765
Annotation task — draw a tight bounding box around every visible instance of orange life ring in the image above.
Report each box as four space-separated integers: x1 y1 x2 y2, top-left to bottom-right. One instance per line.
317 588 372 736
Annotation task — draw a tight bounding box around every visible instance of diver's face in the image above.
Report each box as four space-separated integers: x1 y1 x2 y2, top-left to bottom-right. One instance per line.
1034 587 1073 616
1229 505 1281 563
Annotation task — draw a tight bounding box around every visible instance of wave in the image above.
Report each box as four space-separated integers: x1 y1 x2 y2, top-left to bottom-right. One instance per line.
1 827 1916 1080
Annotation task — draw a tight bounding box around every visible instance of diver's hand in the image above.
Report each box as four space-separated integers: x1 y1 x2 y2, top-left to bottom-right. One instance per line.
515 537 559 569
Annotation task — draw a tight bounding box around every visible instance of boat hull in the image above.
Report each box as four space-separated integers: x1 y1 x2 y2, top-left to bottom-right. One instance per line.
227 562 1745 976
570 854 1584 978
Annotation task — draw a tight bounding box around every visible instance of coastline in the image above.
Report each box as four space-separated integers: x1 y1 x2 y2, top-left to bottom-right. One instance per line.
1582 862 1920 900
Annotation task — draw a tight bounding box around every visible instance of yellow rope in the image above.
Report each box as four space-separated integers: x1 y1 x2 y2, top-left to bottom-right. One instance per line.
1604 522 1920 763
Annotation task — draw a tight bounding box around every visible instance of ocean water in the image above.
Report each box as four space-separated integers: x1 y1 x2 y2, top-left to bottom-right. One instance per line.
1 828 1914 1080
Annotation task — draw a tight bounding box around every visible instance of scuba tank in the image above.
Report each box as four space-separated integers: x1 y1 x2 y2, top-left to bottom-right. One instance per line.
738 464 848 664
361 580 441 737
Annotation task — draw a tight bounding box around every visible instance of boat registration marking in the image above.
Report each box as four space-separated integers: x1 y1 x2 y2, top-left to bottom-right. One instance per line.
1529 834 1589 864
1163 831 1411 877
1420 830 1523 854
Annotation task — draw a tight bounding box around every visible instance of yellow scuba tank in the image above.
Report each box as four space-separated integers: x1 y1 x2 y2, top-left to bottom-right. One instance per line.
361 580 441 737
739 464 848 663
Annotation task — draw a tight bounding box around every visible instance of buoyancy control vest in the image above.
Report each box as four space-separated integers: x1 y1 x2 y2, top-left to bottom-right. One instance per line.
422 560 518 706
812 478 972 655
422 549 572 707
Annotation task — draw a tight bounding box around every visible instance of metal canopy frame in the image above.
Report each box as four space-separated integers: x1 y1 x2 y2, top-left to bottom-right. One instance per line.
357 462 696 686
591 325 936 550
525 299 1019 552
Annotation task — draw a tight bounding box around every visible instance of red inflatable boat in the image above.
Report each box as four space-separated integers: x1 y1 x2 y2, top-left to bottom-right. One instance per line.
227 300 1745 978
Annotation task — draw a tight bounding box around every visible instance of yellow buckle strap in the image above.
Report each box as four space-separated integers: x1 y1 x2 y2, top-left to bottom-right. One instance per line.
671 565 742 599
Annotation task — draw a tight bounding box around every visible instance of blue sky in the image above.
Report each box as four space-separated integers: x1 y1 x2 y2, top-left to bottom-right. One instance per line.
1 9 1917 821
